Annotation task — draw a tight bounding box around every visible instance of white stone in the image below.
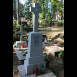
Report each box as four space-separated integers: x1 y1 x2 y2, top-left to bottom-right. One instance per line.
14 48 28 51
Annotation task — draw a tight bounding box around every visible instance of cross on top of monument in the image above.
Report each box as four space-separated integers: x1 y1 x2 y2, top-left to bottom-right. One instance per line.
30 3 42 32
30 3 42 14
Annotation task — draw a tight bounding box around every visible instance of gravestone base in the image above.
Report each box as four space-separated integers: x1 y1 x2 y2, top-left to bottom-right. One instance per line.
24 62 46 75
24 55 46 75
16 41 27 48
23 32 46 75
18 65 56 77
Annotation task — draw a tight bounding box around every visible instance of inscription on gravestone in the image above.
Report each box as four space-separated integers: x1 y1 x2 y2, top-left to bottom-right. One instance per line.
34 36 40 46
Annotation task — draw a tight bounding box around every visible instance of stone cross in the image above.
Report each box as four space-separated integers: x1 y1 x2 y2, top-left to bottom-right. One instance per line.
30 3 42 32
16 25 26 41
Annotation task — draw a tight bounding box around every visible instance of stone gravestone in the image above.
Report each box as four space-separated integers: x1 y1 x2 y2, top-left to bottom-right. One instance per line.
13 18 28 63
15 24 27 48
18 3 46 76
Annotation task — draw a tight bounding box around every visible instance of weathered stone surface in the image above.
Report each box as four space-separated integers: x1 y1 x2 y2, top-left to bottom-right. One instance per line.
24 32 46 75
18 65 56 77
17 3 46 76
15 50 26 60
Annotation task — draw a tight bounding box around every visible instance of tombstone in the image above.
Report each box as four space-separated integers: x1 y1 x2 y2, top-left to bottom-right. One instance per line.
18 3 46 76
15 23 27 48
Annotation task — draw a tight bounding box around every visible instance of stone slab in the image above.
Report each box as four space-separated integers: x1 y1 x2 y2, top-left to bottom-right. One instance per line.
45 46 64 56
14 48 28 51
16 41 27 48
18 65 56 77
15 50 26 60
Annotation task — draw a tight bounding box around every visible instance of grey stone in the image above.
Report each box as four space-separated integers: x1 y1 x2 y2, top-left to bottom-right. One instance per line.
17 3 46 75
30 3 42 32
15 50 26 60
24 32 46 75
27 32 43 57
18 65 56 77
16 22 26 41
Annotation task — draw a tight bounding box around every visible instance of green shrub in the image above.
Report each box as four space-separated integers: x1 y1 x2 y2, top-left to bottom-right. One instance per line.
40 19 50 26
13 69 18 76
44 53 47 56
52 19 58 22
13 34 20 44
23 24 32 32
45 53 53 67
54 21 64 26
13 19 17 27
23 37 28 42
13 19 20 31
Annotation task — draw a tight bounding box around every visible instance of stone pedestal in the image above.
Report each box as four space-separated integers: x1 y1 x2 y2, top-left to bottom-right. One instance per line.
23 32 46 75
18 65 56 77
17 3 46 76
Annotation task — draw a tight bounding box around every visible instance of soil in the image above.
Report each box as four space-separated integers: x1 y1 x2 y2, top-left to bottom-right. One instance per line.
39 26 64 47
49 57 64 77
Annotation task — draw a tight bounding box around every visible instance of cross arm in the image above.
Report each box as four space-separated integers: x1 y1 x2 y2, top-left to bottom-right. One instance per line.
30 7 35 13
22 31 27 34
16 31 21 34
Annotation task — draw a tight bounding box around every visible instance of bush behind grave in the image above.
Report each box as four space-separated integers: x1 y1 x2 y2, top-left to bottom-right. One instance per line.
44 53 53 67
39 19 50 26
54 21 64 27
23 24 33 32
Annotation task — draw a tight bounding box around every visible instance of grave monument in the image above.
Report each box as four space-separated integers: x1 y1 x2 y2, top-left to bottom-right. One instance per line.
18 3 46 76
13 18 28 62
15 23 27 48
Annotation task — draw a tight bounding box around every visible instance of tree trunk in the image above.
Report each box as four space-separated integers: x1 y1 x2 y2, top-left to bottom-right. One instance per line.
16 0 19 24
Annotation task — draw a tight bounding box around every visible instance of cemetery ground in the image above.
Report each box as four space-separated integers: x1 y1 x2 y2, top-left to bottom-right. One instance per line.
13 26 64 77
